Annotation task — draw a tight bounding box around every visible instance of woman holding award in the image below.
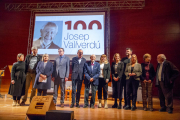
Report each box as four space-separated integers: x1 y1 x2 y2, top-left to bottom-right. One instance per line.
33 54 53 96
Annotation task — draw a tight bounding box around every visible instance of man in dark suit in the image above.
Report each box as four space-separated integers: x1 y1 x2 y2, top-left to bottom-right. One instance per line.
52 48 70 107
70 49 86 108
121 48 132 108
21 46 42 105
156 54 179 114
83 54 100 109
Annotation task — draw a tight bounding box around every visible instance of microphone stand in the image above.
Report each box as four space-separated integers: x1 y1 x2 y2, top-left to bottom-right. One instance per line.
0 65 7 98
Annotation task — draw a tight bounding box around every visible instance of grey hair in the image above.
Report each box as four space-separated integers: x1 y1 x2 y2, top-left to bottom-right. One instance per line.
42 53 49 61
90 54 96 58
159 54 166 60
31 46 37 50
42 22 58 33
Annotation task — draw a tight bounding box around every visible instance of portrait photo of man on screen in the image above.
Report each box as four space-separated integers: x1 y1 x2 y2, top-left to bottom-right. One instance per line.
33 22 62 49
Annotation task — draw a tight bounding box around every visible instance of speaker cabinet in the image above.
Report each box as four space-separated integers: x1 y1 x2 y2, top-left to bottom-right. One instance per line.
46 110 74 120
26 96 56 120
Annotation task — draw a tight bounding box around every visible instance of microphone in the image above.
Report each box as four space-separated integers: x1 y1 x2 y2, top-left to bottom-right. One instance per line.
1 65 7 70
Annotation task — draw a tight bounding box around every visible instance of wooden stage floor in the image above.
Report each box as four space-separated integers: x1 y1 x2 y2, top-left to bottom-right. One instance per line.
0 93 180 120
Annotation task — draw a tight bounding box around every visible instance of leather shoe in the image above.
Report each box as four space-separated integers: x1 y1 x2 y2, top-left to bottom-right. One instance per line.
76 103 80 108
91 105 95 109
70 104 74 108
20 101 25 106
159 107 166 112
112 104 118 108
61 103 64 108
83 105 88 108
117 105 122 109
124 105 131 110
131 105 137 111
168 108 173 114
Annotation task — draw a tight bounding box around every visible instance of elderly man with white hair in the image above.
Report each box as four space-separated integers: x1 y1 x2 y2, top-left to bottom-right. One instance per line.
156 54 179 114
83 54 100 109
20 46 42 106
33 22 60 49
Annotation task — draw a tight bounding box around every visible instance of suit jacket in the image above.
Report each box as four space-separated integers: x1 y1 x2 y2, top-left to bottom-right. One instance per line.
155 60 179 88
101 63 111 82
33 61 53 89
111 62 124 82
52 55 70 79
141 63 156 82
33 38 60 49
125 63 142 80
25 54 42 74
84 61 100 86
71 57 86 80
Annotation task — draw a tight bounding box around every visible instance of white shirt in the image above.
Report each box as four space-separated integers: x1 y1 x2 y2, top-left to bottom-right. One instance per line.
99 63 104 78
91 61 95 70
78 58 82 64
158 61 164 81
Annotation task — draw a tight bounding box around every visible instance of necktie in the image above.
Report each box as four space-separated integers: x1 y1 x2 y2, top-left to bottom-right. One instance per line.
60 56 62 63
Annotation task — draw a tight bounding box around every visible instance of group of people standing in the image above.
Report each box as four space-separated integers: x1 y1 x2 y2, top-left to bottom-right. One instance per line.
9 47 179 114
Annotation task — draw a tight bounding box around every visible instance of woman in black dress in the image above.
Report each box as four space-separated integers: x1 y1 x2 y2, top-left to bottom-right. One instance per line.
8 53 26 106
111 53 124 109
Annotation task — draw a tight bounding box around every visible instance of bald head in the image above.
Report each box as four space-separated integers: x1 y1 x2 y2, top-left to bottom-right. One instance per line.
157 54 166 63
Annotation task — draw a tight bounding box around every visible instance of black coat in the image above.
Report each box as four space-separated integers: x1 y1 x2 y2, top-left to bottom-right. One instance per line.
141 63 156 82
71 57 86 80
155 60 179 88
111 62 124 82
8 61 26 96
25 54 42 74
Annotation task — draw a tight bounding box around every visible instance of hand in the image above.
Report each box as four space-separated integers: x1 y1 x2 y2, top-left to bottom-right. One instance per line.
65 77 68 81
148 80 151 83
40 74 46 79
131 73 136 76
114 77 118 81
128 73 132 76
143 80 147 83
43 75 47 79
90 78 94 82
51 77 55 81
113 77 116 81
106 79 109 83
11 80 15 84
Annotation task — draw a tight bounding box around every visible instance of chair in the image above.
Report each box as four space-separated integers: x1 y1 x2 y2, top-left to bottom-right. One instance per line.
65 81 72 101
